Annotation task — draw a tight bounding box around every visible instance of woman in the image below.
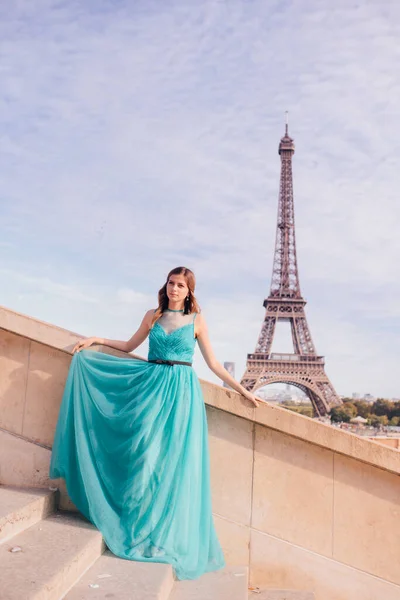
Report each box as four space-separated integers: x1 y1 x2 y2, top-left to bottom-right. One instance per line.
49 266 262 580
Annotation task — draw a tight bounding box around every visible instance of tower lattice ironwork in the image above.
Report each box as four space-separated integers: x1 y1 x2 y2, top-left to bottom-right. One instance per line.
241 119 341 416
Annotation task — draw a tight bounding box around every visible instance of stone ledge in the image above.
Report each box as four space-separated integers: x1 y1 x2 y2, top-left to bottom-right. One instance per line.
1 304 399 476
0 305 82 354
201 381 400 476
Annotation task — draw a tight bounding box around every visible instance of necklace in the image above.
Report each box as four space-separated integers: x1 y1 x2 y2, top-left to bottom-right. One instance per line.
165 308 184 312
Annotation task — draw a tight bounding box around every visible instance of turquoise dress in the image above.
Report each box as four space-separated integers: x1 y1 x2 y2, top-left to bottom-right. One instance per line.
49 312 225 580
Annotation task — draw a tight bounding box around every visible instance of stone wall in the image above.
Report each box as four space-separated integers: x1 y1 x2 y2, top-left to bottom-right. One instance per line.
1 305 399 600
368 436 400 450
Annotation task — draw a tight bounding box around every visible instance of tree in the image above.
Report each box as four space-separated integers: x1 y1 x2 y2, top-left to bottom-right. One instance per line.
391 402 400 418
369 415 388 427
353 401 370 418
373 399 393 417
330 404 357 423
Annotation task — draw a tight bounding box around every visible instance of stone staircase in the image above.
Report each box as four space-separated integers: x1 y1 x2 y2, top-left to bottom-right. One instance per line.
248 591 315 599
0 485 314 600
0 485 249 600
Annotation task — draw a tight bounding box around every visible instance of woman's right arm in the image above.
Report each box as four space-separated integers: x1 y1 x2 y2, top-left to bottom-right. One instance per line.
73 309 154 354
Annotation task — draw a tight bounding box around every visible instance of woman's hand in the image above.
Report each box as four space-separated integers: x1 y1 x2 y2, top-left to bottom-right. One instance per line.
242 390 265 408
72 337 101 354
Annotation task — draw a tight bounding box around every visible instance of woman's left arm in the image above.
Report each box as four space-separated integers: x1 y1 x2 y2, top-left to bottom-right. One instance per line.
195 313 266 408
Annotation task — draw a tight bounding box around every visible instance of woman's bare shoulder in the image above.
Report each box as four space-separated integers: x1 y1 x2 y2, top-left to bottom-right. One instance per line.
142 308 157 325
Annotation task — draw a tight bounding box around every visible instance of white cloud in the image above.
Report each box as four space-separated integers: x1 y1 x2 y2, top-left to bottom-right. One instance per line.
0 269 99 304
116 289 153 304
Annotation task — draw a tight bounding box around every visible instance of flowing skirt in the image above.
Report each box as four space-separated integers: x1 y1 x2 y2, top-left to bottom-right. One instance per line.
49 350 225 580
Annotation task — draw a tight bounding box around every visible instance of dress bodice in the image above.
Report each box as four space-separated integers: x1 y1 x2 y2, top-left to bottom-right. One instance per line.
148 312 197 363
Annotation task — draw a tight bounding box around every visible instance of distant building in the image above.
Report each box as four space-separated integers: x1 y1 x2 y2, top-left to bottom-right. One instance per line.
352 393 361 400
363 393 376 403
223 362 235 388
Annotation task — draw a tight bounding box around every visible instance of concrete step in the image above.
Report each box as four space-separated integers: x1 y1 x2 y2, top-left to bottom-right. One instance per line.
0 484 56 545
65 549 175 600
0 487 249 600
248 590 315 600
170 566 248 600
0 511 105 600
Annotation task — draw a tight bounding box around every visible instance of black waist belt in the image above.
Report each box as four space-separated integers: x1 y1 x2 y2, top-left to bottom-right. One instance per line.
148 359 192 367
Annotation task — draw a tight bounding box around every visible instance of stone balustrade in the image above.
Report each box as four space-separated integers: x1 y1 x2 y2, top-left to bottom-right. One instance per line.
0 304 399 600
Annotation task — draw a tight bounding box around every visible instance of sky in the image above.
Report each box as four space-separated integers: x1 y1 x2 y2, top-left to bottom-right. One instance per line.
1 0 399 398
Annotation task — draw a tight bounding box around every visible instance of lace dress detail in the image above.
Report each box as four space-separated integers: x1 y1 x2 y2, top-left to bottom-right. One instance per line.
155 310 197 335
148 311 197 364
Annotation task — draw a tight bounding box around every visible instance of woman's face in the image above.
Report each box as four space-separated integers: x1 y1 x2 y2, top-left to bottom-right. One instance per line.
166 274 189 305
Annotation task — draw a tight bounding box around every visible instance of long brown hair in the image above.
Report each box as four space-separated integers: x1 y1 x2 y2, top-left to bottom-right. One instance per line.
151 267 201 327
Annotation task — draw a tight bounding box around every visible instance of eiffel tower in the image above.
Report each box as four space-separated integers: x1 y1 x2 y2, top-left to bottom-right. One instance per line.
241 117 341 416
